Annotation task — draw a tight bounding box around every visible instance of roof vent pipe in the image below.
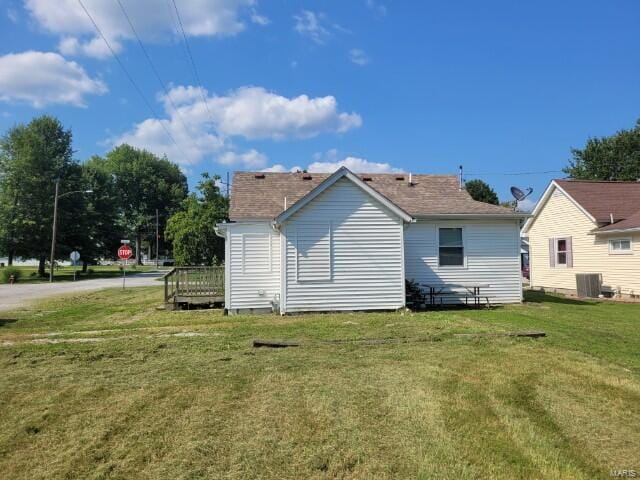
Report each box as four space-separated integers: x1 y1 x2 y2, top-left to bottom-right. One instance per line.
459 165 463 191
284 196 287 210
610 213 614 224
409 172 412 185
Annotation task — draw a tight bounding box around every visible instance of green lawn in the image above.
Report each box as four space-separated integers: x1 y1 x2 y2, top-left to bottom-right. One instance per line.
1 264 162 283
1 288 639 479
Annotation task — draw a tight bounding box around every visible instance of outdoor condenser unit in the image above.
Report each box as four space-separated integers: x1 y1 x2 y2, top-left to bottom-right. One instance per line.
575 273 602 298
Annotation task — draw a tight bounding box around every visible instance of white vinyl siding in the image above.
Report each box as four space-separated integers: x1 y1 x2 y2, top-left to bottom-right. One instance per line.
227 222 280 310
296 223 331 282
405 220 522 304
242 234 271 273
528 187 640 295
282 177 405 312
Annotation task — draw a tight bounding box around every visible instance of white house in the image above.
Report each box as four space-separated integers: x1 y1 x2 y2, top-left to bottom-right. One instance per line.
216 167 527 314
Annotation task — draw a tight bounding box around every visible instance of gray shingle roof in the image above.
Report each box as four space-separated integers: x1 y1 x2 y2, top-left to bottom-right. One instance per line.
230 171 518 221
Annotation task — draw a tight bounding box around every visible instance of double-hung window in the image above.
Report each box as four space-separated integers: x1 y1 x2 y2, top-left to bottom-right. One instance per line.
439 227 464 267
549 237 573 267
556 238 568 265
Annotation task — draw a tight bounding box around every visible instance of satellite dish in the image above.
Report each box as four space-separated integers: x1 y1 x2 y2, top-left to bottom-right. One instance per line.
510 186 533 202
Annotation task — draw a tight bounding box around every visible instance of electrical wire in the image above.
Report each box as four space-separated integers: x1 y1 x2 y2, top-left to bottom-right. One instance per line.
77 0 183 155
170 0 214 120
465 170 564 176
115 0 196 143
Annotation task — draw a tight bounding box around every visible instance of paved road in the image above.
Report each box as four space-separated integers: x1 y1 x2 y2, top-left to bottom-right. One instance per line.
0 272 164 312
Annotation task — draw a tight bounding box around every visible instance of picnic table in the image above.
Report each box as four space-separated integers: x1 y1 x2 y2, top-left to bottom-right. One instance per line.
419 283 491 307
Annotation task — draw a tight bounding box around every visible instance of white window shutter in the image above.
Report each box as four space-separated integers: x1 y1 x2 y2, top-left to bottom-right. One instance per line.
566 237 573 267
549 238 556 267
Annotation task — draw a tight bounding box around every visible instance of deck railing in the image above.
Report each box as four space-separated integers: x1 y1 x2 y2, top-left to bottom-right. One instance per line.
164 266 224 305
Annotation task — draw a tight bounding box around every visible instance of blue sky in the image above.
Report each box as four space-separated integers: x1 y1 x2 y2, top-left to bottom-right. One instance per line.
1 0 639 208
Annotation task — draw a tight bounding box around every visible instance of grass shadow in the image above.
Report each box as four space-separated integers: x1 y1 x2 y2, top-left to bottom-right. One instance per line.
0 318 19 327
524 290 595 306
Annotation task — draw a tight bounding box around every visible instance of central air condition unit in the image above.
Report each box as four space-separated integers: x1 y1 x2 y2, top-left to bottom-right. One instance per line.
575 273 602 298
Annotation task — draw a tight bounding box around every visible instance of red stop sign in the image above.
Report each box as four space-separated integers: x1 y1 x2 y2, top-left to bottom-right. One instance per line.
118 245 133 260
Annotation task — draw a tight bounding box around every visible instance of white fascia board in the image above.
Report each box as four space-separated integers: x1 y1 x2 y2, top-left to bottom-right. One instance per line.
274 166 414 224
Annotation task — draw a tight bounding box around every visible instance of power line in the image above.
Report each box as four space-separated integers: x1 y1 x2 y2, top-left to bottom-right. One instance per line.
170 0 214 120
465 170 564 176
77 0 182 154
115 0 196 143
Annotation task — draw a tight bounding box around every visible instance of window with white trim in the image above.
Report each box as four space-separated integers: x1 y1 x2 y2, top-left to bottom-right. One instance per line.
556 238 568 265
609 238 632 254
439 227 464 267
296 224 331 282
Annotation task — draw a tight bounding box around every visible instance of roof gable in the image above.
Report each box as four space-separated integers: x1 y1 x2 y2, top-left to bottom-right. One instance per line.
275 167 413 224
523 179 640 234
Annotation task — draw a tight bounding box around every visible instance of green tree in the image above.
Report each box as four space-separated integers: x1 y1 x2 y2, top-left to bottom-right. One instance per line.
0 116 84 275
60 157 123 271
465 179 499 205
565 120 640 180
96 144 188 264
165 173 228 265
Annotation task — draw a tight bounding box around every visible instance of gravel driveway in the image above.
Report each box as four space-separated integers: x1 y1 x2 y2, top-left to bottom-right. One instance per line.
0 272 164 312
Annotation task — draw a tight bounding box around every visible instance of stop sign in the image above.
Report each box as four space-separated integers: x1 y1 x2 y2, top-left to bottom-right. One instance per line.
118 245 133 260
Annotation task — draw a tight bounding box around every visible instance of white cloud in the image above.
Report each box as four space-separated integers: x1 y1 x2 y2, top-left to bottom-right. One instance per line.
293 10 331 44
349 48 370 66
7 6 19 23
26 0 257 59
113 85 360 165
250 10 269 26
261 149 402 174
308 156 402 174
0 51 107 107
218 149 268 168
205 86 362 139
261 164 302 173
114 116 225 166
365 0 387 17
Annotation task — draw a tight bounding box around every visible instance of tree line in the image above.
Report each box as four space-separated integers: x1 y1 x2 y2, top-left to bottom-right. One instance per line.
0 115 228 275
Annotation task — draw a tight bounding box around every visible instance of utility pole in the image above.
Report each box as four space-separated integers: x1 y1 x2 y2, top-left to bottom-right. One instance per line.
155 208 159 269
49 178 60 283
49 181 93 282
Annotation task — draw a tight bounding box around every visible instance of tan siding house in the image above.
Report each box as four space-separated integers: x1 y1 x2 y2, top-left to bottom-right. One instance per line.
523 180 640 298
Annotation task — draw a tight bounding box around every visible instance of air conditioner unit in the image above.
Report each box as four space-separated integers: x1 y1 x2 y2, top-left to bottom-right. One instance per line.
575 273 601 298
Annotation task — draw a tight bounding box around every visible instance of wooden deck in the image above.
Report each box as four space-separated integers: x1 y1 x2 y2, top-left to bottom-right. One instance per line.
164 266 224 309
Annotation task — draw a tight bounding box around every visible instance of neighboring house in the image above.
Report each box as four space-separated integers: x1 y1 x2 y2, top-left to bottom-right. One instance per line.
522 179 640 298
216 167 526 314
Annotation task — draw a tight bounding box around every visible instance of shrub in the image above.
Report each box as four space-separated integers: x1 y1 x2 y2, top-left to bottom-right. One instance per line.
0 266 22 284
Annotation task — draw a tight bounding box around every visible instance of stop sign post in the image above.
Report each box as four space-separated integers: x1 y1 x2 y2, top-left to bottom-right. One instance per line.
118 245 133 289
